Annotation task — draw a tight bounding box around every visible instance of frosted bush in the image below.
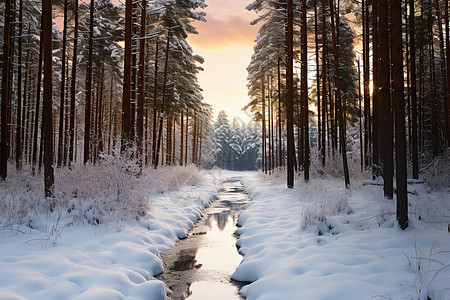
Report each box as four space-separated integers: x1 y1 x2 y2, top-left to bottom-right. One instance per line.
421 154 450 191
0 150 205 228
0 165 46 226
300 196 352 234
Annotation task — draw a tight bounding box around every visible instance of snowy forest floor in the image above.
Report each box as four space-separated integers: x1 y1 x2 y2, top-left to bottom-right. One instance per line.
233 170 450 300
0 165 449 299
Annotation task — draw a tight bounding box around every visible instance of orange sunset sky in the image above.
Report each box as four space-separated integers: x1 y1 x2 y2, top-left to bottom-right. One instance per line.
187 0 259 124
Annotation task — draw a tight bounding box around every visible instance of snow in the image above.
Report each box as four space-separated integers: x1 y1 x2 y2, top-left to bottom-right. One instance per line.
0 169 223 300
232 171 450 300
1 166 449 299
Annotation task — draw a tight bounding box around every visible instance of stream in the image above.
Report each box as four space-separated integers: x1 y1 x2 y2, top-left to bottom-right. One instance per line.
157 178 250 299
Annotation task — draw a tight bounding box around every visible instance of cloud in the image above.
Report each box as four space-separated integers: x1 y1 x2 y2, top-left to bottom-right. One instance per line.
189 15 258 49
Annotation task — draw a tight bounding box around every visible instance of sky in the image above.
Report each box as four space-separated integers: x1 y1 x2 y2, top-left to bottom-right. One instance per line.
187 0 259 125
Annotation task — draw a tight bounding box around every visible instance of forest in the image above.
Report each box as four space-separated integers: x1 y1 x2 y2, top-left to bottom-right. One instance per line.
244 0 450 230
0 0 450 298
0 0 449 227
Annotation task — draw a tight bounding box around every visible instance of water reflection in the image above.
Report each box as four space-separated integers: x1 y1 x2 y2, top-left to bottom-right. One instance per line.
186 281 241 300
172 248 199 271
206 212 231 231
158 178 249 299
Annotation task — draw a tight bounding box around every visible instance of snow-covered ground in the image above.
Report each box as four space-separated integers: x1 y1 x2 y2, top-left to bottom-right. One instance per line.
1 165 449 300
0 167 227 300
233 171 450 300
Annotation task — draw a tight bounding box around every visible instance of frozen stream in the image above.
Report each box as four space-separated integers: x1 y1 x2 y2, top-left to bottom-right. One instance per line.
157 178 250 299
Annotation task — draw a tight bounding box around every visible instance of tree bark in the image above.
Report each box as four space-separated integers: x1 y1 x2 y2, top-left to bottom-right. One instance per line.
180 110 184 166
372 1 380 178
391 0 408 229
445 0 450 146
363 0 371 169
315 3 321 154
277 56 283 167
154 34 170 168
121 0 132 153
380 0 394 199
286 0 295 188
43 0 54 197
262 79 266 174
137 0 146 161
69 0 78 167
302 0 309 181
152 38 159 165
32 15 44 176
410 0 419 179
0 0 11 179
14 0 24 170
58 0 68 167
84 0 94 163
321 0 327 167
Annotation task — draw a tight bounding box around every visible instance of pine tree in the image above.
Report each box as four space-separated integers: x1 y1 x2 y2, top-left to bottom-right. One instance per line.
42 0 55 197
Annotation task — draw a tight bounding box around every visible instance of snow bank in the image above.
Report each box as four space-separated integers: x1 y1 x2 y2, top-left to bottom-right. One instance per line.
233 174 450 300
0 167 223 300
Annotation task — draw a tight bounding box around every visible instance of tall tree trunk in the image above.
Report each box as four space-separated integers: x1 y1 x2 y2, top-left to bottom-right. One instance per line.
277 56 282 167
445 0 450 145
84 0 94 163
380 0 394 199
43 0 54 197
329 0 350 188
58 0 68 167
363 0 371 169
185 110 188 165
98 66 104 155
180 110 184 165
410 0 419 178
0 0 12 179
69 0 78 167
372 1 380 178
358 57 363 170
286 0 295 188
108 73 113 154
315 3 321 153
435 0 447 151
271 82 275 170
152 38 159 165
137 0 146 161
429 9 438 157
405 2 412 149
262 79 267 174
121 0 132 152
32 15 44 176
166 114 172 166
16 0 24 170
22 33 31 165
154 34 170 169
302 0 309 181
268 76 272 172
192 117 197 165
321 0 327 166
391 0 408 229
63 60 70 166
130 7 137 143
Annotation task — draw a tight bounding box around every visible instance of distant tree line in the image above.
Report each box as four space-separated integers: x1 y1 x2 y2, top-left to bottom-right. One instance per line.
211 110 261 171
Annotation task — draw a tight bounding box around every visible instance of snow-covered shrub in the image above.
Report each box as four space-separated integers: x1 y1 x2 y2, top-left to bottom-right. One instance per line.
0 148 205 228
421 154 450 191
300 195 353 235
134 164 204 194
51 147 148 225
0 165 46 227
